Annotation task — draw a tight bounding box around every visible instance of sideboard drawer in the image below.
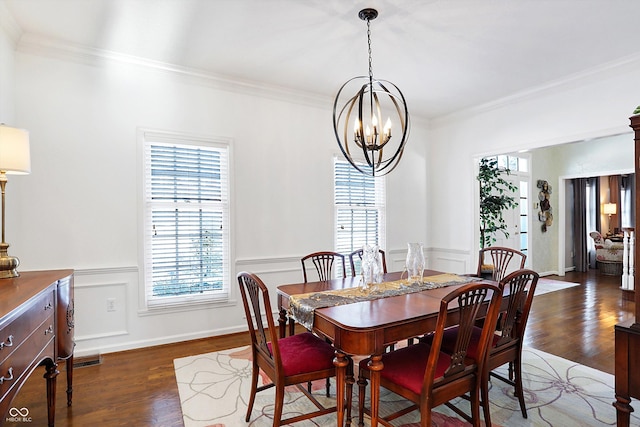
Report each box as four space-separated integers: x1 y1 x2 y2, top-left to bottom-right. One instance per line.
0 314 56 402
0 290 55 366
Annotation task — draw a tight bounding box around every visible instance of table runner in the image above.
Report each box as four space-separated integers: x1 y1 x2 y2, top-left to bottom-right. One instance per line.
289 273 475 330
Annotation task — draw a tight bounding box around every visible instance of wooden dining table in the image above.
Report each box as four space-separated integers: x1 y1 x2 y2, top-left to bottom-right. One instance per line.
276 270 499 427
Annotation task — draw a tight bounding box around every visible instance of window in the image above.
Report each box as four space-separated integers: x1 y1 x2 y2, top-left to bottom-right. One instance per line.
334 158 386 276
141 130 230 308
621 174 634 228
519 180 529 256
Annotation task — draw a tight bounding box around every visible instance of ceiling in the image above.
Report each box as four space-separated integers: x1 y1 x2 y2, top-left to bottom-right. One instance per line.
3 0 640 120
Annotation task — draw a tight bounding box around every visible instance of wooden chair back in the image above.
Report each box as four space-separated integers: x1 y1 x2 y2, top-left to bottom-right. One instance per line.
348 248 387 277
237 271 281 374
427 282 503 383
301 251 346 282
477 246 526 282
494 269 539 349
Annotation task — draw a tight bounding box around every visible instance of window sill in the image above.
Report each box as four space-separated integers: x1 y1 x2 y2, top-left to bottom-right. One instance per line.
138 297 237 317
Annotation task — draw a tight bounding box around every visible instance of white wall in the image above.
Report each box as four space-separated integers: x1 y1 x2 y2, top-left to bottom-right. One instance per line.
427 55 640 276
0 2 16 122
8 39 429 356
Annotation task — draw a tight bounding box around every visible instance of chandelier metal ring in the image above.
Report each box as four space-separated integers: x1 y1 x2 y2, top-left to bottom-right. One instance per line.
333 8 410 177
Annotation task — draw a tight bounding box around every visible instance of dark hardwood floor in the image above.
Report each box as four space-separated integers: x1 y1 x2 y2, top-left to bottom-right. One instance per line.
524 269 634 375
12 268 633 426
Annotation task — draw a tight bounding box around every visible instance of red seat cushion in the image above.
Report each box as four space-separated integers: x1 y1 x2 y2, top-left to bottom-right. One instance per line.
269 332 336 376
359 343 453 395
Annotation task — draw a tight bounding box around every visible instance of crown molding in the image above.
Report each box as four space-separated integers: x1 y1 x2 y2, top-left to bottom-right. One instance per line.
431 51 640 128
16 33 333 111
0 1 22 48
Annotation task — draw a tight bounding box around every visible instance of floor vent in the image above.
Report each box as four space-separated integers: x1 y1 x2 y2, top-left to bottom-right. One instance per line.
73 355 102 368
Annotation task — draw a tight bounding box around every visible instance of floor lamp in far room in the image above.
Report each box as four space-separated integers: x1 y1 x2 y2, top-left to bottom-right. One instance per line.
0 125 31 278
603 203 617 235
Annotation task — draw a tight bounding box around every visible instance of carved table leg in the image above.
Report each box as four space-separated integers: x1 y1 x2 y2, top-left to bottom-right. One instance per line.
44 361 59 427
278 308 288 339
345 358 354 426
66 356 73 406
357 376 367 427
333 350 349 427
614 394 633 427
288 317 296 337
367 354 384 427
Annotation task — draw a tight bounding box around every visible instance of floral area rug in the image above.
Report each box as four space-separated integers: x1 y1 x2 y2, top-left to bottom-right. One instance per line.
174 345 638 427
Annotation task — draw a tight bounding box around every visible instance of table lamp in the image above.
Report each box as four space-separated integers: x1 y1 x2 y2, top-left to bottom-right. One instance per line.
0 125 31 278
603 202 617 235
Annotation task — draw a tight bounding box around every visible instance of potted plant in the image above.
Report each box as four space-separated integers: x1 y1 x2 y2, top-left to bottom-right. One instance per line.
478 157 519 251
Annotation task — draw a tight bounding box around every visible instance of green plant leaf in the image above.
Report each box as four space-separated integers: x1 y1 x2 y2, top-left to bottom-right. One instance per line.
478 157 519 248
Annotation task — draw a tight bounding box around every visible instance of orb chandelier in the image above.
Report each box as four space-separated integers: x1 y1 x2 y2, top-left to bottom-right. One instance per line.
333 8 410 177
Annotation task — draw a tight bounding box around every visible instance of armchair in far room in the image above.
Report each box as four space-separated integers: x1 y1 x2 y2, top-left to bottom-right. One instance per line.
589 231 623 275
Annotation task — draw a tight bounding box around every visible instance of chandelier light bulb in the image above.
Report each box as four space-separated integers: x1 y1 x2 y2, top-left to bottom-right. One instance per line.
384 117 392 137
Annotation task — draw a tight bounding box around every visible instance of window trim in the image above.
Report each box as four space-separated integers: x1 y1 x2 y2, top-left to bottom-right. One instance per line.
137 128 234 311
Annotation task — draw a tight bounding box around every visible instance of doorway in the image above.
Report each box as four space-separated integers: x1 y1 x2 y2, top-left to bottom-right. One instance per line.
481 154 531 262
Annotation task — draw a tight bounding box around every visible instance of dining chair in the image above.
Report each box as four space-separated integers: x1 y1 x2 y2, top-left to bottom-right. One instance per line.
433 268 539 425
300 251 347 395
301 251 347 282
357 282 503 427
237 271 352 426
348 248 387 277
476 246 526 282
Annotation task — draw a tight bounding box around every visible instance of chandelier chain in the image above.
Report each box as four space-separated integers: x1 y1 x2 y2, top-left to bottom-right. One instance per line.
367 18 373 81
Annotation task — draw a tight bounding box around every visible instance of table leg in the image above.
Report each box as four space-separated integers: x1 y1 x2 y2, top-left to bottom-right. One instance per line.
278 308 288 339
289 317 296 337
614 394 633 427
333 350 349 427
44 361 59 427
66 356 73 406
367 354 384 427
345 359 354 426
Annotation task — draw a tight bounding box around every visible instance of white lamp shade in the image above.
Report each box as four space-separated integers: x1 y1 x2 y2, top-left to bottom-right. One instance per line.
0 125 31 174
603 203 617 215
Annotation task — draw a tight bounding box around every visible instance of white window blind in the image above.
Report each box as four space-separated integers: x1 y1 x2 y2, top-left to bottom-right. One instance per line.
334 158 386 276
142 132 230 307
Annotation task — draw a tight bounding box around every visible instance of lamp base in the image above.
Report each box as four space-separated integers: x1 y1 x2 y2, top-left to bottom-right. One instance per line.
0 243 19 279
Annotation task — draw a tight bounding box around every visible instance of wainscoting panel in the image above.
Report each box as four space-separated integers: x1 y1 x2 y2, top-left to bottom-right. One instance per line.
74 280 129 340
425 247 473 275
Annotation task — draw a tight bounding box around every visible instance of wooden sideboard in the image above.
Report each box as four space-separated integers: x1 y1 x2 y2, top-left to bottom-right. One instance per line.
614 115 640 426
0 270 74 427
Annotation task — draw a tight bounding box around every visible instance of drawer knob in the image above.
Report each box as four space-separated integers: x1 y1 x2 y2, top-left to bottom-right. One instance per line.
0 335 13 350
44 301 53 310
44 325 54 335
0 367 13 384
